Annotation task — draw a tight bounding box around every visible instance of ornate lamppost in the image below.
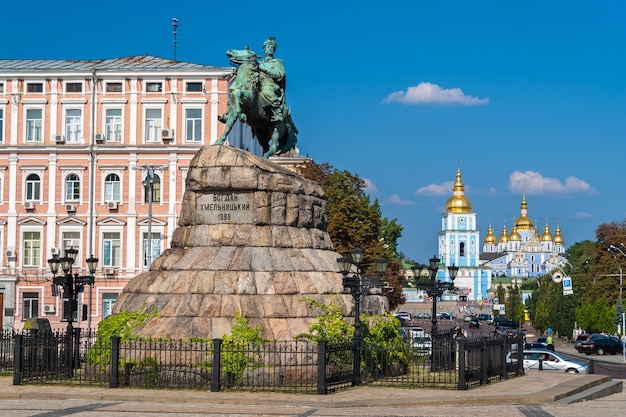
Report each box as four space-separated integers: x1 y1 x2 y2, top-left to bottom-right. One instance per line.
337 247 388 386
48 248 98 373
411 256 459 333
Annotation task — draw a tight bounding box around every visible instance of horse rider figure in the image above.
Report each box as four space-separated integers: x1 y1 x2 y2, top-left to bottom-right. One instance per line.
259 37 288 123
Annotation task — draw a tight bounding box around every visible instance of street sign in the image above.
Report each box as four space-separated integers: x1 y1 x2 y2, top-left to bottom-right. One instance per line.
552 271 563 283
562 276 573 295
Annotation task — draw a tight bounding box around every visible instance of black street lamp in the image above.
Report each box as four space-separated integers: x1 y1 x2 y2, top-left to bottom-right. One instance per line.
48 248 98 373
337 247 388 386
411 256 459 333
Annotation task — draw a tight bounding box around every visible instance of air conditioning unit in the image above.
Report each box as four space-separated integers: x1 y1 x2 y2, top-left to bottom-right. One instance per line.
104 267 115 275
6 250 15 258
107 201 118 210
161 128 175 141
43 304 56 313
51 247 61 256
95 133 105 144
24 201 35 210
65 204 76 212
55 135 65 144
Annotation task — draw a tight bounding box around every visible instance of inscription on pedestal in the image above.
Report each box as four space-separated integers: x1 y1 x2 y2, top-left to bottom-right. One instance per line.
196 192 253 223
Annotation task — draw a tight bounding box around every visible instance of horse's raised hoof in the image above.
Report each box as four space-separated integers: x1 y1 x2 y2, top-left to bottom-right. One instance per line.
215 137 225 145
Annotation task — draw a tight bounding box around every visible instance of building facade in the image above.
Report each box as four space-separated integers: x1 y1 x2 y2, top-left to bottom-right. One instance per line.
0 55 250 331
480 195 566 278
436 167 492 302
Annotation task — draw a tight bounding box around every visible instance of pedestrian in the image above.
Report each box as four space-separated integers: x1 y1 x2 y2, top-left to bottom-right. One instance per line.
547 334 554 351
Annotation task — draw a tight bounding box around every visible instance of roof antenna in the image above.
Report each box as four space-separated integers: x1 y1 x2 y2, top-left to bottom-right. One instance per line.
172 18 179 61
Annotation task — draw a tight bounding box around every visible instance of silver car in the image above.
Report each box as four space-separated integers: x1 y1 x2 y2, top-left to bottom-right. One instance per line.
522 349 589 374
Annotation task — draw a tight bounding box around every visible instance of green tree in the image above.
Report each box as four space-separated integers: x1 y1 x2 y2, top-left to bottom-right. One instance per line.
300 161 404 310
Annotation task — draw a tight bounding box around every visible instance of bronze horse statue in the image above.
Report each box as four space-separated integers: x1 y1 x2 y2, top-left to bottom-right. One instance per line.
216 47 298 158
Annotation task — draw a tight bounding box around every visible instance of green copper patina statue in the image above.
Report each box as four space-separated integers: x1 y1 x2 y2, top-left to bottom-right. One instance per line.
216 37 298 158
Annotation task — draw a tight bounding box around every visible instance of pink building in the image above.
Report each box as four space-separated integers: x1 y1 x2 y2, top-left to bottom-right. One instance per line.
0 55 256 332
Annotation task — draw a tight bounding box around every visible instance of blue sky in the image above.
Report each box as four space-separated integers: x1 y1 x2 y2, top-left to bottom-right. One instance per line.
6 1 625 262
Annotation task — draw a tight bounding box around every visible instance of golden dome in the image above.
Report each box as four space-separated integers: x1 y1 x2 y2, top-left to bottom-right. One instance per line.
553 225 564 245
514 196 534 230
484 223 497 245
445 167 472 213
540 223 553 242
498 225 509 243
509 225 521 241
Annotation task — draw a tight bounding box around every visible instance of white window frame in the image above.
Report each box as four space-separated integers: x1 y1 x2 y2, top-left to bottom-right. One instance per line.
64 81 83 93
24 172 42 202
22 229 42 268
142 231 162 268
103 172 121 202
144 108 162 143
64 107 83 143
25 81 44 94
0 107 4 143
64 172 81 202
102 293 118 319
61 230 81 257
184 107 203 143
25 107 44 143
104 107 123 142
101 230 122 268
22 291 40 320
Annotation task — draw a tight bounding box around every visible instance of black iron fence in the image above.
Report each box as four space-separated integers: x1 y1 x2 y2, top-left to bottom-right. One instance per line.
10 329 524 393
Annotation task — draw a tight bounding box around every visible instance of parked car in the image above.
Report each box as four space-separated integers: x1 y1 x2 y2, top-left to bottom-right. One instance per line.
478 313 493 322
417 312 432 320
411 335 432 356
437 312 455 320
576 336 625 355
394 312 412 322
469 317 480 328
522 349 589 373
574 333 605 351
493 316 514 327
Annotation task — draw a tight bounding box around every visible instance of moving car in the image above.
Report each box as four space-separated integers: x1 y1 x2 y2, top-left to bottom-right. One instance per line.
394 312 412 322
469 317 480 328
411 335 432 356
493 316 514 327
576 335 625 355
522 349 589 373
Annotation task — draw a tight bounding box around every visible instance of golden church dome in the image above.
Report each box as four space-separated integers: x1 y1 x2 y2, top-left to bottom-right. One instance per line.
498 225 509 244
445 168 472 213
514 196 534 230
540 224 553 242
484 224 497 245
553 225 564 245
509 225 521 241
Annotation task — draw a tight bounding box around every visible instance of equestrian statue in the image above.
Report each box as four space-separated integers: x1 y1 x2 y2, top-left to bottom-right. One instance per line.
216 37 298 158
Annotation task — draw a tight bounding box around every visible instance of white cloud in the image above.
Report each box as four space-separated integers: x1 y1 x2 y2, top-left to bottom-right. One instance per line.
382 82 489 105
415 181 453 196
508 170 594 195
363 178 378 193
386 194 413 206
574 211 591 219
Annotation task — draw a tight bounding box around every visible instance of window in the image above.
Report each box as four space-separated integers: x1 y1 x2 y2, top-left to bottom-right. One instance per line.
143 232 161 267
186 82 202 92
22 231 41 267
27 83 43 93
460 242 465 257
102 293 118 319
105 109 122 142
102 232 121 267
0 109 3 142
144 109 161 142
65 109 82 143
144 175 161 203
106 82 122 93
65 173 80 201
25 173 41 201
22 292 39 320
0 82 4 93
66 82 82 93
185 109 202 142
62 232 80 254
146 82 162 92
104 173 121 201
26 109 43 143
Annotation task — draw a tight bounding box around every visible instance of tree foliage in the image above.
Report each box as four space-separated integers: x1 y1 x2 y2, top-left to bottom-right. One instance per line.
300 161 405 310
